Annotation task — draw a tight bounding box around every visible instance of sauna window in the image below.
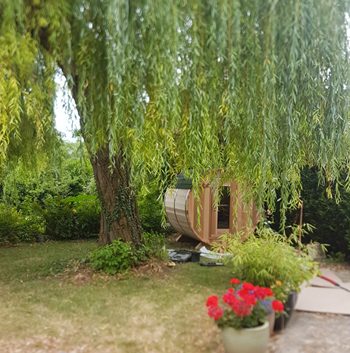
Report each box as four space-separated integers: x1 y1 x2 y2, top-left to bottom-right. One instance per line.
217 187 230 229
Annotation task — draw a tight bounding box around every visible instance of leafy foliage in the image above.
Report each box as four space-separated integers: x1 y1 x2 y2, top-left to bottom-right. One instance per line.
0 0 349 229
272 168 350 258
0 142 99 242
139 232 167 261
212 228 317 301
89 232 167 274
137 182 164 233
89 240 136 274
43 195 100 240
1 143 94 207
301 168 350 258
0 204 44 244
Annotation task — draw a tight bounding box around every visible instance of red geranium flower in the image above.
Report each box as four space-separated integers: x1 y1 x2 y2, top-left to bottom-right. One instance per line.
223 290 236 305
230 278 240 285
206 295 219 307
254 286 274 299
238 291 257 306
272 300 284 312
208 305 224 320
206 279 281 329
232 299 252 317
242 282 255 291
253 286 266 299
263 288 274 297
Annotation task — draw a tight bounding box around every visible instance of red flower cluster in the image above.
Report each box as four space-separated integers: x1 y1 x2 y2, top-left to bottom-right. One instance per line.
230 278 240 285
206 295 219 307
206 295 224 320
208 305 224 320
272 300 284 312
206 279 284 323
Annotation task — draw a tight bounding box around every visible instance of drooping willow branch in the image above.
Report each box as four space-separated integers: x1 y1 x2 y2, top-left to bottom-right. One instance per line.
0 0 349 226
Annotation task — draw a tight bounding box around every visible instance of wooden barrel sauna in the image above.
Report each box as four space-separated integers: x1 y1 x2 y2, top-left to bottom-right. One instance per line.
164 180 259 244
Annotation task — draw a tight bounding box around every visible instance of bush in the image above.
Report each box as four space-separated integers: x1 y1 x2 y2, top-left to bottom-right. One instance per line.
43 194 100 240
138 183 164 233
300 169 350 259
89 232 167 274
271 168 350 259
1 143 95 209
0 204 45 244
138 232 168 261
212 228 317 301
89 240 137 274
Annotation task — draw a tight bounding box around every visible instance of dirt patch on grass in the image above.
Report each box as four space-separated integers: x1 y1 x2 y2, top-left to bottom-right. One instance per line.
53 261 110 285
132 259 173 278
0 335 88 353
55 258 173 286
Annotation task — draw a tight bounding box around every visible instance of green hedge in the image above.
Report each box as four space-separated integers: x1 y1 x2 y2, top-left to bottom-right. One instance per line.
273 168 350 259
43 194 100 240
301 169 350 258
138 182 164 233
0 204 45 244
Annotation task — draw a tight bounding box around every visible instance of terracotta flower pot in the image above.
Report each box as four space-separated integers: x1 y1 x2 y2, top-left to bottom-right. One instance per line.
221 321 270 353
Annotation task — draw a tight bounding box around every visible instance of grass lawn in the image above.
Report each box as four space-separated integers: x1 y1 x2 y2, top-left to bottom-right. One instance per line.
0 241 232 353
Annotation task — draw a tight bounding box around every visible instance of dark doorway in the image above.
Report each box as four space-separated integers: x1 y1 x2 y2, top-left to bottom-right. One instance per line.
217 186 230 229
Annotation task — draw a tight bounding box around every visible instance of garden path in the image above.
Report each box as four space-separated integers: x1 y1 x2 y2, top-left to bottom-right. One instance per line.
269 312 350 353
269 264 350 353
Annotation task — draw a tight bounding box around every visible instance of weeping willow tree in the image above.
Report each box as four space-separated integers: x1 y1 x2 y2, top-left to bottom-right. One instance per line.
1 0 349 245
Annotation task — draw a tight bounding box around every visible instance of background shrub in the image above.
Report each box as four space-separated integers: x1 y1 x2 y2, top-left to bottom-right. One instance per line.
138 182 164 233
0 143 99 243
301 168 350 259
1 143 95 208
0 143 168 244
272 168 350 259
43 195 100 240
0 204 45 244
134 232 168 262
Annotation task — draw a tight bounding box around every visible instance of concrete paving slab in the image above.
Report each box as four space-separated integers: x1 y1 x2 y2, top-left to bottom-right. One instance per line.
296 269 350 315
295 286 350 315
310 269 344 287
269 265 350 353
268 312 350 353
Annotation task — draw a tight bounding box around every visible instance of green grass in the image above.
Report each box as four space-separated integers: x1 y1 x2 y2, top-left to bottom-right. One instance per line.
0 241 97 282
0 241 232 353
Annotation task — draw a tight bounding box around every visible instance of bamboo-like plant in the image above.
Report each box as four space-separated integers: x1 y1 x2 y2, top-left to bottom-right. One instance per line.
213 228 318 301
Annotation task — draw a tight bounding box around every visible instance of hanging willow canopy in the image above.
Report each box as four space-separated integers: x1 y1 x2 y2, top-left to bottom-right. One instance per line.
1 0 349 224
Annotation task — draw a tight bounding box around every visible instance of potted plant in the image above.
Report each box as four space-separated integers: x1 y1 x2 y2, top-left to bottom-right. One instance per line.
206 278 284 353
212 228 318 330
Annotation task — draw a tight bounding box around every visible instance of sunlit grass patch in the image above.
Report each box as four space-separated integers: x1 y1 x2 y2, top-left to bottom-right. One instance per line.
0 241 232 353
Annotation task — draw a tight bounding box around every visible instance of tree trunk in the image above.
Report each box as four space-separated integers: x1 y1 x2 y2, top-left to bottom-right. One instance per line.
90 147 142 245
55 50 142 246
